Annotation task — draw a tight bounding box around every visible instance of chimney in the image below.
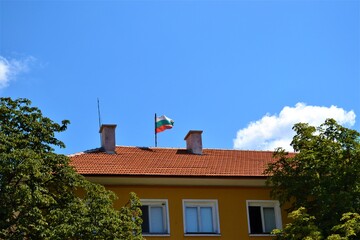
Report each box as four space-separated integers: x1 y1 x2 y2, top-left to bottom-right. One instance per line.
99 124 117 154
184 130 203 155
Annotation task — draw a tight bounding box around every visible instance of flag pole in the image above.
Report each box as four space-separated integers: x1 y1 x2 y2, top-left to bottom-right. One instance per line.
97 98 102 144
155 113 157 147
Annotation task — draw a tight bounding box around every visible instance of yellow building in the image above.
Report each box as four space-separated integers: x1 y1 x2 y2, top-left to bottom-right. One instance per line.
70 124 289 239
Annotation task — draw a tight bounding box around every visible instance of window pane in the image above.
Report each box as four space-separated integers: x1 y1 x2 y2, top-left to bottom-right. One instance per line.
263 207 276 233
140 206 149 233
200 207 214 233
150 207 165 233
185 207 198 233
249 206 263 234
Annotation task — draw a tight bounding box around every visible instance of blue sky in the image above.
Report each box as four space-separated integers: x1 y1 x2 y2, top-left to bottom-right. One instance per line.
1 0 359 154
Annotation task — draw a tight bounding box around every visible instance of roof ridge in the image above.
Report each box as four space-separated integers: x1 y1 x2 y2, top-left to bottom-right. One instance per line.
114 145 278 152
115 146 184 150
67 148 101 157
68 146 287 157
203 148 276 152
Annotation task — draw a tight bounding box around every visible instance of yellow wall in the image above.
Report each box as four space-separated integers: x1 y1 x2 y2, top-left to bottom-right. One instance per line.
106 185 288 240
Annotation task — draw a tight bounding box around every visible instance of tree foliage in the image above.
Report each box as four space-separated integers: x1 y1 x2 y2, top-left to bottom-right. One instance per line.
265 119 360 238
272 208 360 240
0 97 143 239
328 212 360 240
272 207 323 240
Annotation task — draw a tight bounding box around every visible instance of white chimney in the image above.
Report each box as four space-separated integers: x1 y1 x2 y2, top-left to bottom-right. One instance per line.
99 124 117 154
184 130 203 155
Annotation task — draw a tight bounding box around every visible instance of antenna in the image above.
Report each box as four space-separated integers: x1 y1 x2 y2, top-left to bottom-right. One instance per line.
97 98 102 128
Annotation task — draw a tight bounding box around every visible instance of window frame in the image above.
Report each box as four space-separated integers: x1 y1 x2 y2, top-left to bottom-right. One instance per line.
140 199 170 236
182 199 221 236
246 200 282 236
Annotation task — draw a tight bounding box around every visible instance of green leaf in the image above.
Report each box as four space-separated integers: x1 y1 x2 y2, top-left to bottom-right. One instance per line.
0 97 143 239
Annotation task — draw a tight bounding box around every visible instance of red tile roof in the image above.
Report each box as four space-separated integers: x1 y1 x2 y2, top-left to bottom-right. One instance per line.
70 146 286 178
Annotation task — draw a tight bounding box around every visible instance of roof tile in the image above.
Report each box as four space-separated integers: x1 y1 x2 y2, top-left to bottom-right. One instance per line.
70 146 290 177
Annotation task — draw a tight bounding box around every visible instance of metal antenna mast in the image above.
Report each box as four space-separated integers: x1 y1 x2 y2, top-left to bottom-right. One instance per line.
97 98 102 128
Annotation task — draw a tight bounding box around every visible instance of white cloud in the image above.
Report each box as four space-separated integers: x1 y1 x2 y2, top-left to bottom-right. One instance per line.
233 103 356 151
0 56 35 89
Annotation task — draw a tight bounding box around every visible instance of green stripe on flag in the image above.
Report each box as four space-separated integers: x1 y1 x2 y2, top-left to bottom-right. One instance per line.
156 119 174 128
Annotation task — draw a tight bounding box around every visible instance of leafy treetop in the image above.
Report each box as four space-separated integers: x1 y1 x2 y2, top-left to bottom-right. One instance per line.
265 119 360 237
0 97 143 239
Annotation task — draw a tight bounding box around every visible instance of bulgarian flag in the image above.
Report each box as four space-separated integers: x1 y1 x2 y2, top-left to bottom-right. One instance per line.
155 115 174 133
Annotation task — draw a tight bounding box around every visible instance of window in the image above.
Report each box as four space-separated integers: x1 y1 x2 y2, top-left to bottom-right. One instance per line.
246 200 282 235
140 199 169 235
183 200 220 235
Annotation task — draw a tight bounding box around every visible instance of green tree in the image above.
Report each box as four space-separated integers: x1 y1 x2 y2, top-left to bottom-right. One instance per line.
272 208 360 240
0 97 143 239
272 207 322 240
328 212 360 240
265 119 360 237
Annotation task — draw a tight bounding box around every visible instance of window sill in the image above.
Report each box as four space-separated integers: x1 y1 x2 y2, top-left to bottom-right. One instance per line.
184 233 221 237
249 234 276 237
143 233 170 237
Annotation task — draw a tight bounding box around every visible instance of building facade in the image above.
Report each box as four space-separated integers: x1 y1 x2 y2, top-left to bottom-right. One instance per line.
70 125 289 239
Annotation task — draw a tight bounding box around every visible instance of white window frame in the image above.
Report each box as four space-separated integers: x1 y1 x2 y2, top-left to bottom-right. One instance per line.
182 199 220 236
140 199 170 236
246 200 282 236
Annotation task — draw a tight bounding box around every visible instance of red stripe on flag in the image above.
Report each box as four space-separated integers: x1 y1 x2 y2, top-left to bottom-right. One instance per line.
156 125 173 133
